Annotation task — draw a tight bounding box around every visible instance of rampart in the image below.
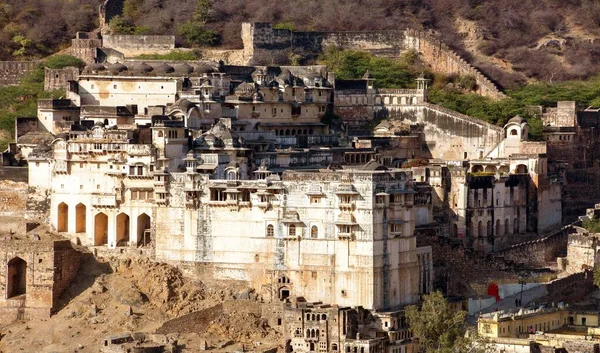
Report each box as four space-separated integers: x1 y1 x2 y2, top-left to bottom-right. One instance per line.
388 103 505 160
0 61 40 86
241 22 506 99
494 222 580 267
102 35 176 57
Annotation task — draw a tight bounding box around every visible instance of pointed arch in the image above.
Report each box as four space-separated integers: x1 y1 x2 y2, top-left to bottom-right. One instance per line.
57 202 68 232
137 213 151 247
7 257 26 298
75 203 86 233
116 213 130 246
94 213 108 246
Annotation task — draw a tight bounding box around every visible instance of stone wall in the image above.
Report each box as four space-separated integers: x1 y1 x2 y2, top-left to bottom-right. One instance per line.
44 67 79 92
0 61 40 86
494 223 579 267
0 238 81 323
241 22 506 100
545 270 594 304
102 35 176 57
0 167 28 183
388 103 505 160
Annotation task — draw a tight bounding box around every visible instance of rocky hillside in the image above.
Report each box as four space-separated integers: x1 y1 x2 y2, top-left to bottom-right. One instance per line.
2 0 600 88
0 253 281 352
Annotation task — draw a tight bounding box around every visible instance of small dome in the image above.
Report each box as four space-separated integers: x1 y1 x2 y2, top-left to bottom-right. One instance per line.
194 64 214 74
153 63 175 74
252 92 264 102
107 62 127 74
362 70 373 79
174 63 194 74
132 62 153 73
507 115 526 124
89 63 105 72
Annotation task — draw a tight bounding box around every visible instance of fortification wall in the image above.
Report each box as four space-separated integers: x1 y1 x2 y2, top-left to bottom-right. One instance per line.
0 61 40 86
241 23 506 99
102 35 175 57
405 29 506 99
388 103 504 160
494 223 578 267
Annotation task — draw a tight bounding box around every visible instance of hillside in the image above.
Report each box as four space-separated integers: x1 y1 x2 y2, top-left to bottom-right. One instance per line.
2 0 600 89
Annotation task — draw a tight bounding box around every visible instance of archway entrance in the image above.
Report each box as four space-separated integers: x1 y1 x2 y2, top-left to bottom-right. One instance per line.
57 202 68 232
75 203 86 233
137 213 151 247
7 257 26 298
279 286 290 301
94 213 108 246
116 213 130 246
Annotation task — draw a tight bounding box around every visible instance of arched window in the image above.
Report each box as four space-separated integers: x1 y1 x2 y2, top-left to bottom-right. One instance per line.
266 224 274 237
311 226 318 239
511 129 518 135
289 224 296 236
227 170 238 180
158 131 163 137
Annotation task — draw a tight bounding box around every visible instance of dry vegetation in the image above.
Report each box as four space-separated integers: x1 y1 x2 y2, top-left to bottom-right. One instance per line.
2 0 600 87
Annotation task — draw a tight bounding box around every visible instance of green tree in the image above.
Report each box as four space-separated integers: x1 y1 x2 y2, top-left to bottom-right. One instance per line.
109 16 136 34
405 292 492 353
177 21 219 46
11 34 30 57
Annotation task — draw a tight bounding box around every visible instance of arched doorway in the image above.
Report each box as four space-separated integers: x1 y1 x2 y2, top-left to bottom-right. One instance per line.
94 213 108 246
57 202 68 232
505 219 510 235
279 286 290 301
116 213 130 246
7 257 27 298
75 203 86 233
137 213 151 247
477 221 483 237
496 220 501 236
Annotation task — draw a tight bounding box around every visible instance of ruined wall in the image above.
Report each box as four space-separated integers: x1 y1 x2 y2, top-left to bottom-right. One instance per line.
565 232 597 274
67 35 102 64
52 241 82 302
494 223 578 267
0 61 40 86
0 181 29 233
102 35 176 57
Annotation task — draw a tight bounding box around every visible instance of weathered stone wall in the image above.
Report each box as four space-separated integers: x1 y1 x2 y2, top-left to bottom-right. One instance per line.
44 67 79 92
52 241 82 302
494 223 579 267
0 167 28 183
545 270 594 304
0 61 40 86
405 29 506 99
565 231 597 274
388 103 505 160
102 35 176 57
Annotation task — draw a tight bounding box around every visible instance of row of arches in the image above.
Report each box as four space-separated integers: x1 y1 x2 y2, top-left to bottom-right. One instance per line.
266 225 320 238
272 128 314 136
57 203 151 246
472 218 520 237
306 313 327 321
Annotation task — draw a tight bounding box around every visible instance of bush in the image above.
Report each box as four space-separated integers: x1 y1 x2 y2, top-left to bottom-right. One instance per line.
177 21 219 47
273 21 296 31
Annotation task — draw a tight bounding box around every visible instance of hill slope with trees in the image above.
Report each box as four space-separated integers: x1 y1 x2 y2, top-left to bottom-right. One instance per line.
3 0 599 89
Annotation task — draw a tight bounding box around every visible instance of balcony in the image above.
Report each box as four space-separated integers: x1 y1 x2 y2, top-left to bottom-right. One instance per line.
337 232 354 240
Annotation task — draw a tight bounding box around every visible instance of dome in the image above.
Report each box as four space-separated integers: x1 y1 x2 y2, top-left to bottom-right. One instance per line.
194 64 214 74
152 63 175 74
362 70 374 79
252 92 264 102
107 62 127 74
169 99 196 113
132 62 153 74
174 63 194 74
89 63 105 72
507 115 526 125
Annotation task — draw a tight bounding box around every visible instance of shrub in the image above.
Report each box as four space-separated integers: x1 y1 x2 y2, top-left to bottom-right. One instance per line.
177 21 219 47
